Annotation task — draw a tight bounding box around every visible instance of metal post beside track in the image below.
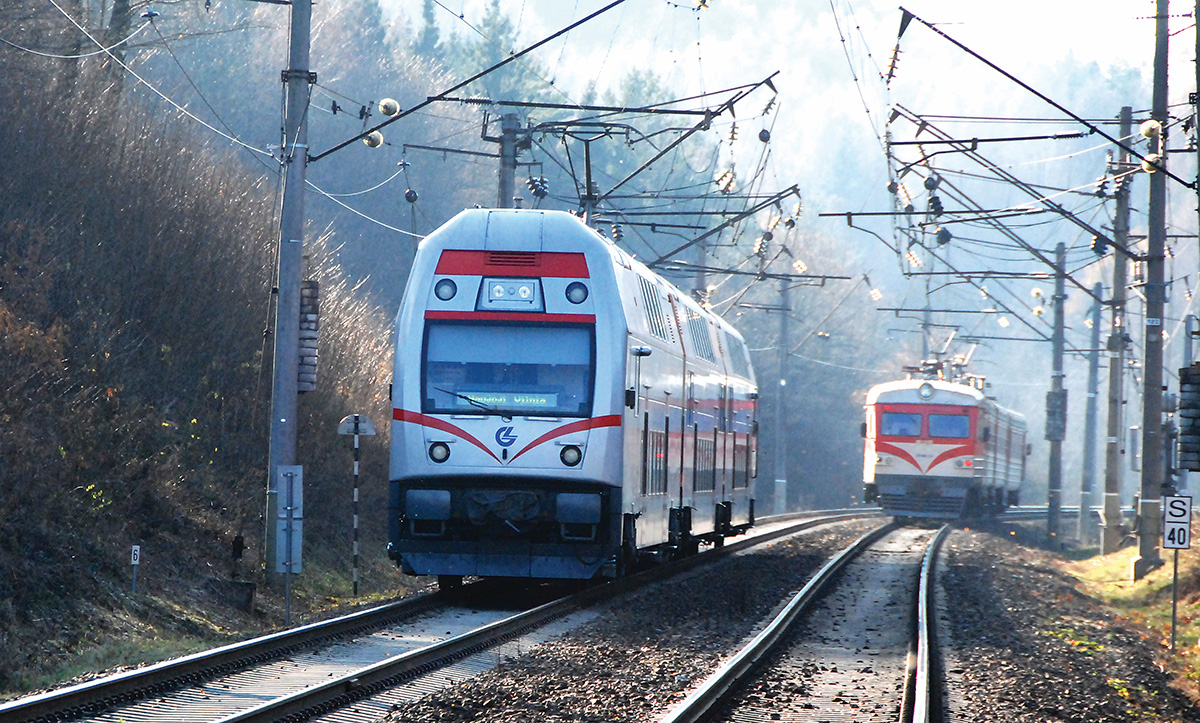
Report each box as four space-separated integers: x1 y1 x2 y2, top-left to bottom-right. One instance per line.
339 414 376 597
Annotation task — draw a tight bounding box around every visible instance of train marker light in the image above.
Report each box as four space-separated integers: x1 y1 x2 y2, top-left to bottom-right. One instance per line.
918 383 934 399
560 445 583 466
428 442 451 463
566 282 589 304
434 278 457 301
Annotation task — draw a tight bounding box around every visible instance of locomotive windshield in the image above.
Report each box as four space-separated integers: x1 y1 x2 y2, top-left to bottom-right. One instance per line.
422 322 595 417
929 414 970 438
880 412 921 437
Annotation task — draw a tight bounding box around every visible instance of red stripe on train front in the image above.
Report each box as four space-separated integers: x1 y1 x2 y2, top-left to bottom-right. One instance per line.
508 414 622 463
875 441 922 472
926 444 974 473
393 409 500 462
434 250 590 278
424 310 596 324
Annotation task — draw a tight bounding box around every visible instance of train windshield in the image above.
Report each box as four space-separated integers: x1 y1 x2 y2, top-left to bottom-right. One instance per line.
929 414 970 439
880 412 921 437
422 322 595 417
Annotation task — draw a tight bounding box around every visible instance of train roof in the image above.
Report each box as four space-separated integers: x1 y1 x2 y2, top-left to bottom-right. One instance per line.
865 378 986 405
865 378 1026 423
420 208 749 344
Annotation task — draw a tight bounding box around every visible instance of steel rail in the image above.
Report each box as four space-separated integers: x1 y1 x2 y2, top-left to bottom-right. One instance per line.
200 512 883 723
0 594 446 723
655 522 897 723
905 524 951 723
3 511 878 723
209 511 882 723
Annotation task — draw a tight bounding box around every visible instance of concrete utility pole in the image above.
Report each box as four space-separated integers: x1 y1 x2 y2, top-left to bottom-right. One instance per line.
497 113 520 209
1102 106 1133 555
265 0 313 582
1046 242 1066 547
774 279 791 515
1133 0 1170 580
1079 282 1102 543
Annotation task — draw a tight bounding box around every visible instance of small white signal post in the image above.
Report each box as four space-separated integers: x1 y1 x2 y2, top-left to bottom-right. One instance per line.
131 544 140 593
1164 495 1192 652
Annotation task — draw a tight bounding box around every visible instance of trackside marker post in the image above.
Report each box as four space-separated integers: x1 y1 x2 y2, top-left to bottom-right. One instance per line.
1163 495 1192 653
338 414 376 597
131 545 140 593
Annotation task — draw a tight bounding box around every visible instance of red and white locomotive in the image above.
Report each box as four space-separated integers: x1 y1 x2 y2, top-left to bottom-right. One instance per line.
863 373 1027 519
388 208 758 585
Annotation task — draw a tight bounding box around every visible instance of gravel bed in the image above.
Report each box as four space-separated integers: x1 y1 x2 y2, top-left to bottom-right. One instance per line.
381 520 1200 722
940 524 1200 722
383 520 880 722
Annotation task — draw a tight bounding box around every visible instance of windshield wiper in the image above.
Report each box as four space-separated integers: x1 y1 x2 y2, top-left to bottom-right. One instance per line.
435 387 501 414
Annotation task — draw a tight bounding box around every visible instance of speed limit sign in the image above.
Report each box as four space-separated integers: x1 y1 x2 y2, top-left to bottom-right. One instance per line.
1164 496 1192 550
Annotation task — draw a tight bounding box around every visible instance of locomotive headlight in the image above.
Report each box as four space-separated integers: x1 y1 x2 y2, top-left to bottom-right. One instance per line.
428 442 451 463
918 383 934 400
434 278 457 301
565 281 589 304
560 445 583 467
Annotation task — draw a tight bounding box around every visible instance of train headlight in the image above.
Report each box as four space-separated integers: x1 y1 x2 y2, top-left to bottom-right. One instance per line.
918 383 934 400
565 282 589 304
434 278 457 301
428 442 451 463
560 445 583 467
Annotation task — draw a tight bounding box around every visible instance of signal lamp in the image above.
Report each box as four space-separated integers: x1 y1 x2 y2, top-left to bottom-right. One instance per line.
428 442 451 464
566 282 589 304
434 278 457 301
560 445 583 467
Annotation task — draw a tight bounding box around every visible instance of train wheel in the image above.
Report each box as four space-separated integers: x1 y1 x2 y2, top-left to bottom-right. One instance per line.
437 574 463 591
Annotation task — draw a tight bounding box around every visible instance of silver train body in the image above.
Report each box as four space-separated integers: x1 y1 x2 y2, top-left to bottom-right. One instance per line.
863 378 1028 519
388 209 759 581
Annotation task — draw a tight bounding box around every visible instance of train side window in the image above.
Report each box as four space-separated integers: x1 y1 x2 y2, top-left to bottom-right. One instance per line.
880 412 921 437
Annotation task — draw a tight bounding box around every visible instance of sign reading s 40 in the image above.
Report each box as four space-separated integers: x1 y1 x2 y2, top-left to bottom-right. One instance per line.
1163 495 1193 550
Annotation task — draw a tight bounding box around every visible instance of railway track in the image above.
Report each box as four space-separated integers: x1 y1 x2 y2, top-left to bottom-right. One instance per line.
0 511 873 723
657 523 950 723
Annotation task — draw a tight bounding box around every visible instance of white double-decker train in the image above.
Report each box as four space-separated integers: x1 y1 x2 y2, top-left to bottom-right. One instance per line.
863 375 1028 519
388 209 759 585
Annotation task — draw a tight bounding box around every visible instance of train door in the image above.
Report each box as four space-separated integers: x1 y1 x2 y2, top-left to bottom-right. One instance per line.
622 342 653 565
